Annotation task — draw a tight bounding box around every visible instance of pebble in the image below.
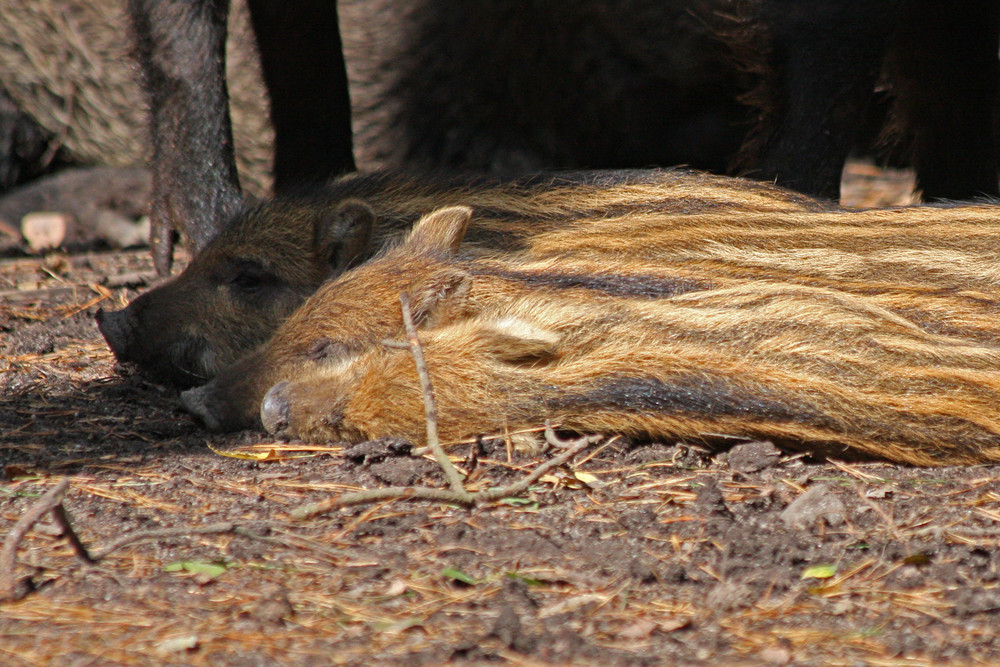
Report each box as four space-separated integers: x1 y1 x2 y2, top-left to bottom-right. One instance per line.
779 483 846 530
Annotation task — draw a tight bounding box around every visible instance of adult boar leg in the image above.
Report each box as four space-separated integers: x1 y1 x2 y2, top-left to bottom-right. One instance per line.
246 0 355 192
128 0 243 275
890 0 1000 200
129 0 356 275
749 0 900 200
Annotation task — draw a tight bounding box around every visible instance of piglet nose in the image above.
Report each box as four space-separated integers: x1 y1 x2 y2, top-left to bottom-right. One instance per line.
95 307 134 360
261 381 292 436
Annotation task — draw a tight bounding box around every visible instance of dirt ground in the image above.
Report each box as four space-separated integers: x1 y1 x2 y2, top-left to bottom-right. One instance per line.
5 164 1000 666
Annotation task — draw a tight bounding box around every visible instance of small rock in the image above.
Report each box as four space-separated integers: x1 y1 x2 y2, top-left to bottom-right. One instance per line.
96 210 150 248
369 458 437 487
627 557 658 583
760 646 792 665
617 507 658 531
727 440 783 473
780 484 846 530
21 211 68 251
155 635 199 654
694 477 733 519
658 617 691 632
951 587 1000 617
829 600 852 615
619 618 658 640
343 437 412 464
384 579 409 597
490 605 526 649
704 582 753 612
248 588 294 625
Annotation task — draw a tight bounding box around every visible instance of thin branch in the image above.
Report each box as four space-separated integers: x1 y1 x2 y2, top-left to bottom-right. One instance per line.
291 434 600 519
1 478 70 602
50 504 95 564
477 435 599 502
291 486 475 520
89 522 240 560
399 292 473 503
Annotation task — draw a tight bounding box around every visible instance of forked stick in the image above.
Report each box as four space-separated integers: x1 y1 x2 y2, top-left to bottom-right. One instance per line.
290 294 600 520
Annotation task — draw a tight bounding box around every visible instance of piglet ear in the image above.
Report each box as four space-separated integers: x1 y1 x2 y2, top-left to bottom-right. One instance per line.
317 199 377 275
403 206 473 256
476 317 562 364
408 267 474 328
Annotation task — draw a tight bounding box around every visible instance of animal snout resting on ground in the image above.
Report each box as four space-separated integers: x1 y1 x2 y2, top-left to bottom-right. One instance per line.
97 169 816 391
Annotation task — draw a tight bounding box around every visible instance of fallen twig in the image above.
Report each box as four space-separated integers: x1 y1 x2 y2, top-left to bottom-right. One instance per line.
89 522 242 560
104 270 155 289
290 296 602 520
475 434 600 503
0 285 86 303
1 478 70 602
50 503 95 565
290 436 597 520
399 292 473 503
1 478 293 602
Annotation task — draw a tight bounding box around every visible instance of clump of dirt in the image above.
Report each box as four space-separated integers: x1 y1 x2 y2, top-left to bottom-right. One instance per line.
7 166 997 666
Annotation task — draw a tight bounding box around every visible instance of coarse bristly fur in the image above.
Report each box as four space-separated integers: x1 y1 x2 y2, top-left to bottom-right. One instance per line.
185 192 1000 465
261 282 1000 466
98 168 820 387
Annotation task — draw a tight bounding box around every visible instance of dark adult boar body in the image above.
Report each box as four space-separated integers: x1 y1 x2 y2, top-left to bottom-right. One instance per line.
343 0 746 175
99 169 814 387
125 0 752 273
183 189 1000 450
739 0 1000 200
127 0 1000 275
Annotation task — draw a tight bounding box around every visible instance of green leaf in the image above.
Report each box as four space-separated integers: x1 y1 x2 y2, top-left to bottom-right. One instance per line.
441 567 478 585
499 497 535 506
801 564 837 580
505 572 544 587
164 560 230 578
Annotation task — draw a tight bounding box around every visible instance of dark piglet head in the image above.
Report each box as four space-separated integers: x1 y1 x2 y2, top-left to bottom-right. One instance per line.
96 198 375 387
182 206 476 431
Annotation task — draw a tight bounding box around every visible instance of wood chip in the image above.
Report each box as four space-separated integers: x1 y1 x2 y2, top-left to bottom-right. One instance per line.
21 212 69 251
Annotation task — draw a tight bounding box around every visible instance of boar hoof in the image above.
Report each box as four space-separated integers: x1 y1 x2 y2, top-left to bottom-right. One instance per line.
261 381 292 436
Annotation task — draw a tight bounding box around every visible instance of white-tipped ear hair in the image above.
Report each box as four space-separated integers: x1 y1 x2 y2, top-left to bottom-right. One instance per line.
408 268 473 328
476 316 562 363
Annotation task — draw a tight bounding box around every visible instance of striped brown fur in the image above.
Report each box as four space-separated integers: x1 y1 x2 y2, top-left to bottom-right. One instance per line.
99 168 813 387
260 282 1000 465
183 195 1000 465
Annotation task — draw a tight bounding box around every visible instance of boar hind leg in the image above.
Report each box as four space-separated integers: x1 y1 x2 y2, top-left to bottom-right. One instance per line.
128 0 356 276
889 0 1000 200
747 0 900 200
